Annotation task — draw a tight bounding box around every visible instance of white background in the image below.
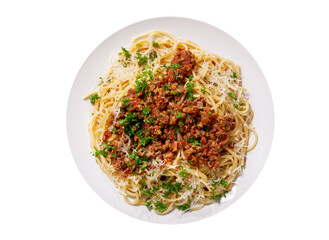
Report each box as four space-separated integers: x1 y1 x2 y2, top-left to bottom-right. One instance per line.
0 0 328 239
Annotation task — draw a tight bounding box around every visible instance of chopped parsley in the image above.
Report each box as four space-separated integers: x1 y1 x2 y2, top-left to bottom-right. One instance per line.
186 81 194 92
129 150 150 166
140 135 155 146
136 51 148 66
186 77 195 100
144 116 155 124
135 78 149 94
213 192 222 200
213 191 228 200
119 112 138 127
162 84 170 90
163 64 169 71
174 111 183 118
112 128 117 133
220 179 228 187
178 169 189 178
94 148 108 158
212 179 228 188
139 181 146 186
232 71 237 79
171 63 182 69
142 107 150 115
177 204 190 211
121 97 130 106
94 142 116 159
146 202 152 210
218 72 221 76
121 47 131 60
228 92 237 100
162 182 182 197
187 136 201 146
173 90 179 95
140 187 151 195
89 94 100 104
149 50 157 61
154 201 167 212
152 41 159 47
140 164 148 170
152 187 159 194
201 86 206 94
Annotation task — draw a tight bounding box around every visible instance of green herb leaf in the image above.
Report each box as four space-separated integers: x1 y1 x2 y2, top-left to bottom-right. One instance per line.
149 50 157 61
232 71 237 79
187 136 201 146
152 41 159 47
146 202 152 210
178 169 188 178
142 106 150 115
175 111 183 118
140 164 147 170
186 81 195 100
171 63 182 69
140 136 155 146
94 147 108 158
228 92 237 100
201 86 206 94
177 204 190 211
89 94 100 104
121 47 131 60
154 201 167 212
121 97 130 106
129 151 150 166
220 179 228 187
139 181 146 186
140 187 151 195
213 193 222 200
136 51 148 66
152 187 159 194
135 78 149 94
162 182 182 197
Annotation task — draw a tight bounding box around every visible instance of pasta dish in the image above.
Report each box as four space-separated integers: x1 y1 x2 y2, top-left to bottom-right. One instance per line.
85 31 257 214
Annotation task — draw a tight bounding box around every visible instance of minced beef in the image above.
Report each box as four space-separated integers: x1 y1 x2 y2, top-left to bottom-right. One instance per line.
103 50 234 175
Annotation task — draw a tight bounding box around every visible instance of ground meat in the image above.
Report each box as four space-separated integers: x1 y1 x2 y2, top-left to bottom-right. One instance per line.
163 152 174 163
183 106 198 115
103 130 112 141
103 50 234 174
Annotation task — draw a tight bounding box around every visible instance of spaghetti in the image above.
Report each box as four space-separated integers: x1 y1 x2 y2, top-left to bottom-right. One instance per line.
85 31 257 214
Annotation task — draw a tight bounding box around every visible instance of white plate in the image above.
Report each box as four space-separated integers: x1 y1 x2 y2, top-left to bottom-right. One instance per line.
67 17 274 224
